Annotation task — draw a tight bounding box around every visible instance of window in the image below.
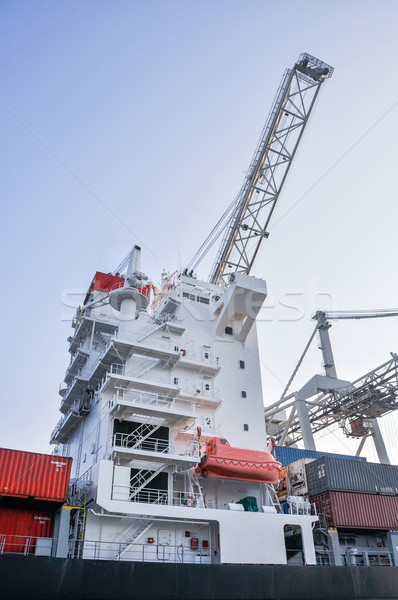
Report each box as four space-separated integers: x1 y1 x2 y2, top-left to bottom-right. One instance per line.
173 377 179 385
220 439 228 445
241 391 247 398
199 296 209 304
174 346 179 352
225 326 233 335
243 424 249 431
183 292 195 300
204 384 210 391
204 352 209 359
239 360 245 369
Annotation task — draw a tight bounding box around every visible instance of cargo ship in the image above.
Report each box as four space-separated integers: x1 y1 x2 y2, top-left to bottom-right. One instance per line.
2 53 398 599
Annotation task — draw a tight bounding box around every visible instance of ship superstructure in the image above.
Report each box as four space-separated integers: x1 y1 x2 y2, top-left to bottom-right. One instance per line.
51 248 316 564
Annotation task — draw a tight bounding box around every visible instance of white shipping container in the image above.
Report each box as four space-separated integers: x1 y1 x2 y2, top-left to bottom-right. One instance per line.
287 458 315 496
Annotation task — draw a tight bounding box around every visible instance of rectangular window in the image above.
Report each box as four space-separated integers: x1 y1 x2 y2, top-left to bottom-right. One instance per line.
241 391 247 398
225 326 233 335
183 292 195 300
243 424 249 432
198 297 209 304
239 360 245 369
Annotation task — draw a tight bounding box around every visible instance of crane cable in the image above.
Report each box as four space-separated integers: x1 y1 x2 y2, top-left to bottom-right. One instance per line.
186 195 240 271
279 323 319 401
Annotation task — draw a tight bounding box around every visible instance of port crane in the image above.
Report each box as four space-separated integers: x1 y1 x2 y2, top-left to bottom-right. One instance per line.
264 310 398 464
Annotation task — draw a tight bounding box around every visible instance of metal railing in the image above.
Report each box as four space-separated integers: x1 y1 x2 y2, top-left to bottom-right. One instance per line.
113 433 170 454
109 363 172 385
315 550 394 567
0 535 57 556
108 389 192 413
72 539 213 563
0 534 395 567
111 485 203 507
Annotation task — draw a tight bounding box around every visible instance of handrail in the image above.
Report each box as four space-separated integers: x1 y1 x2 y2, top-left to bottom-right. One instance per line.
113 433 170 453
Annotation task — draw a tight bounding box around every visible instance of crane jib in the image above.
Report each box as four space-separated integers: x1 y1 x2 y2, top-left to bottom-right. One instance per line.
206 53 333 285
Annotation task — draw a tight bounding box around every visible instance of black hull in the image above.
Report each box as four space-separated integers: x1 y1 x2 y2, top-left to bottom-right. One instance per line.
1 555 398 600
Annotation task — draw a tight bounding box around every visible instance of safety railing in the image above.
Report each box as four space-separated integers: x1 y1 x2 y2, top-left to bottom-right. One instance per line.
108 389 191 413
0 534 394 567
109 363 172 385
71 539 214 563
111 485 203 507
113 433 170 454
0 535 57 556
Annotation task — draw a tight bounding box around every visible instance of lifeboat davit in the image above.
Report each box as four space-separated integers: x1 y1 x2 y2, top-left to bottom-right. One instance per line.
195 437 281 484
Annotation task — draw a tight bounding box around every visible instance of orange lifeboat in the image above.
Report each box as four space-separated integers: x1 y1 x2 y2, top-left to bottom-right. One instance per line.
195 437 281 484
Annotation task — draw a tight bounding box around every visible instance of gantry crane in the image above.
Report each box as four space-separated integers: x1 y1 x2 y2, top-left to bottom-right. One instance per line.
187 53 333 282
265 310 398 464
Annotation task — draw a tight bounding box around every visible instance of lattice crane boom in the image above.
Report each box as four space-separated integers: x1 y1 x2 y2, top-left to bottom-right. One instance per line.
209 53 333 285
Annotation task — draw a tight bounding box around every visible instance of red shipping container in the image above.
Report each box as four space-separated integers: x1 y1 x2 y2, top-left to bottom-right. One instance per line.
0 448 72 502
0 507 54 553
312 490 398 530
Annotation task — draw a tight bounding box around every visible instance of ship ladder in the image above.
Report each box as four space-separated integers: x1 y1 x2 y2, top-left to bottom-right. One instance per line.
263 483 282 512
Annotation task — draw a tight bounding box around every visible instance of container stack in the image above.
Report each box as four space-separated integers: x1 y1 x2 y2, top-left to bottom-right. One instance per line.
306 457 398 530
274 446 365 503
0 448 72 554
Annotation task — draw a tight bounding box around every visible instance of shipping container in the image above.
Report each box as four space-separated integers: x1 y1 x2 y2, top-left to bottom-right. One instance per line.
311 490 398 530
287 458 315 496
0 448 72 502
305 456 398 496
274 445 366 467
275 466 288 498
0 507 54 553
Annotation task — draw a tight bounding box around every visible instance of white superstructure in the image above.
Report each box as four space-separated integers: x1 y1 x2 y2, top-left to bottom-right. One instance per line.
51 247 317 565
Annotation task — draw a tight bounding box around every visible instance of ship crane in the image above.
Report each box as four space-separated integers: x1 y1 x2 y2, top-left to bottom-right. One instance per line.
187 53 334 283
265 309 398 464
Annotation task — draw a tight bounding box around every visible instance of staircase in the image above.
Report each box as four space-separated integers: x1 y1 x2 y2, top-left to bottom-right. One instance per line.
129 462 167 501
128 356 160 379
188 470 205 508
113 518 153 561
263 484 282 512
121 418 166 451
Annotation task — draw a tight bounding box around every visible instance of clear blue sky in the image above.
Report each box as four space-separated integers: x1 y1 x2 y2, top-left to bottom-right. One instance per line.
1 1 398 462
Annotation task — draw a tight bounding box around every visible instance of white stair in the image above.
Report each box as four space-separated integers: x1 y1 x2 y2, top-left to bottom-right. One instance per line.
113 518 153 560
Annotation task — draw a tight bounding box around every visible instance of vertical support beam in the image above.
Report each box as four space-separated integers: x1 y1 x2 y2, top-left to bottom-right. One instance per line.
53 507 72 558
315 312 337 378
355 435 367 457
295 397 316 450
89 320 96 351
279 406 296 446
327 529 343 566
387 531 398 566
371 418 390 464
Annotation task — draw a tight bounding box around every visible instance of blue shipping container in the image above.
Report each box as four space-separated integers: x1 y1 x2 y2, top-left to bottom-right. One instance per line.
274 445 366 467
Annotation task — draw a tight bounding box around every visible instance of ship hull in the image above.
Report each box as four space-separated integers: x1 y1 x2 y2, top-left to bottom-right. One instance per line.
1 555 398 600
